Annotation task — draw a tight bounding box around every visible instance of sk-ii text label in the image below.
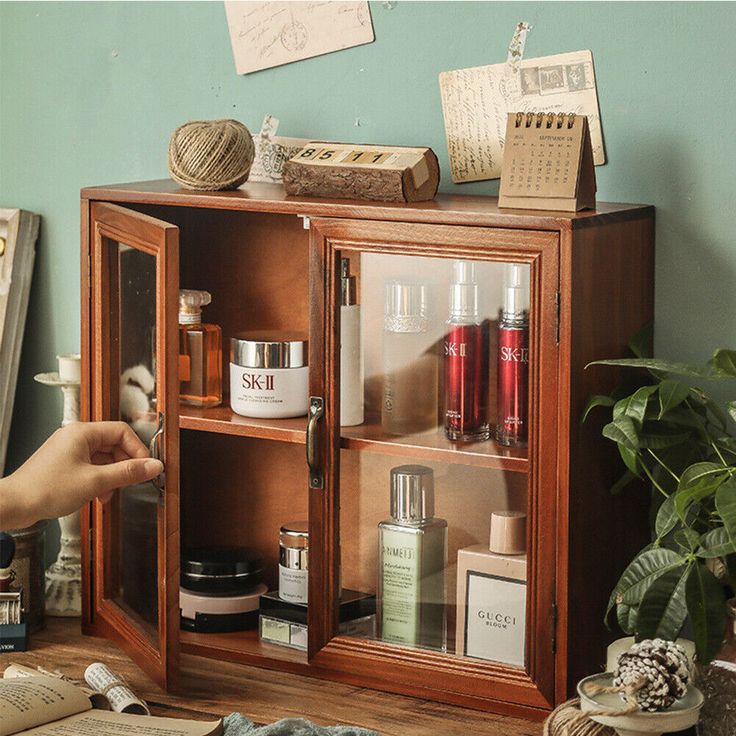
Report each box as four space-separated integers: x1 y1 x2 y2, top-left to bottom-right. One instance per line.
240 372 275 390
499 346 529 363
444 341 467 357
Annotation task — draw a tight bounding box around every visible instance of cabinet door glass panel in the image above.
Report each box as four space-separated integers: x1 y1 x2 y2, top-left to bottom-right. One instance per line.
104 241 160 643
338 251 532 667
89 200 179 690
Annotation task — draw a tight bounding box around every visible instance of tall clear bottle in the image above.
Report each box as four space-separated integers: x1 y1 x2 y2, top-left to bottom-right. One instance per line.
340 258 364 426
382 280 437 435
444 260 490 441
378 465 447 651
179 289 222 408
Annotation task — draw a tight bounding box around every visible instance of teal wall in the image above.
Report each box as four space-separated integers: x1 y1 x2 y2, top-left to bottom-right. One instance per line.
1 2 734 483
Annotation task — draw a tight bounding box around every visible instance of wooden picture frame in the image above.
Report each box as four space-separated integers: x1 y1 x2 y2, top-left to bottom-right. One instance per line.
0 209 39 476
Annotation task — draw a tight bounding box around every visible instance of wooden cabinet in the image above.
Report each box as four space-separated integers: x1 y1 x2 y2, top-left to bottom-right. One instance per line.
80 181 654 719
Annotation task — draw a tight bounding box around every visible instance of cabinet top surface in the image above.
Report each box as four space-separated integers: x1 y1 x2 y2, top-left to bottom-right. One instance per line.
82 179 653 231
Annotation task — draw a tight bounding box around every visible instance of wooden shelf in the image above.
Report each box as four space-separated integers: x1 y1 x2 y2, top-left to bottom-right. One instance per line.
179 405 307 443
341 421 528 472
180 628 308 675
180 406 527 472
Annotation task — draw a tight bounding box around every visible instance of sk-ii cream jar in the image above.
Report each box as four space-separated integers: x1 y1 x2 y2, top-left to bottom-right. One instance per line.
229 332 308 418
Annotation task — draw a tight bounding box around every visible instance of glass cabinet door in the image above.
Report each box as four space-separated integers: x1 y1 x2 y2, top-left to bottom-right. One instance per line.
309 219 559 709
88 202 180 690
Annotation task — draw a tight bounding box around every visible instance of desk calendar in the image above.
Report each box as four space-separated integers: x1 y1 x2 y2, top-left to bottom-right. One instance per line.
499 112 596 212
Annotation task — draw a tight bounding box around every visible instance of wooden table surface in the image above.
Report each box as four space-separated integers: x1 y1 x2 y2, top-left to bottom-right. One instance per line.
6 619 542 735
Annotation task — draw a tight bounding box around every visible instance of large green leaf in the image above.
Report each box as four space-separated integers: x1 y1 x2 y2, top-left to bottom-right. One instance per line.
603 416 639 451
655 495 678 538
674 476 724 521
658 380 691 418
697 527 736 558
617 603 638 634
710 349 736 378
674 528 700 553
639 429 691 449
581 394 616 424
618 444 640 476
715 475 736 547
680 462 727 487
587 358 711 378
615 548 685 606
686 562 727 664
614 385 658 427
636 564 690 641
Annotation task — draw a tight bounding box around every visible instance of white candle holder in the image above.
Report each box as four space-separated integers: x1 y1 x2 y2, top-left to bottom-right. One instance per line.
577 673 704 736
34 353 82 617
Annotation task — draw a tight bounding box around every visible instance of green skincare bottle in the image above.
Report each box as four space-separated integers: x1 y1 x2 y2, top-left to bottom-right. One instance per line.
378 465 447 651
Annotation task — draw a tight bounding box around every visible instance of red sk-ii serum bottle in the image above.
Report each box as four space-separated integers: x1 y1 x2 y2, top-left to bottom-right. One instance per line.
496 264 529 447
444 261 490 442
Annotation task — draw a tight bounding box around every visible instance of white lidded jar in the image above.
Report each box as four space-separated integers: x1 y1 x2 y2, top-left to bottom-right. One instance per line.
229 332 308 418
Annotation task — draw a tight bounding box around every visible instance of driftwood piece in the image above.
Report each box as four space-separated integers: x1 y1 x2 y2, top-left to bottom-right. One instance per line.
283 144 440 202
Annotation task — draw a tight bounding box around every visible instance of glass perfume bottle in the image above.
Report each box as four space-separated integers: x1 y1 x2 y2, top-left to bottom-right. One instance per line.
444 260 490 442
382 280 438 435
496 265 529 446
178 289 222 408
378 465 447 651
340 258 364 426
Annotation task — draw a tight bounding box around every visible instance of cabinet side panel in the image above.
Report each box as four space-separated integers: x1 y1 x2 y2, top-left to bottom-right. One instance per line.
559 215 655 698
80 197 97 634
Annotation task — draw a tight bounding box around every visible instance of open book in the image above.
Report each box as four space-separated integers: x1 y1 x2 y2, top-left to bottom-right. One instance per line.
0 676 222 736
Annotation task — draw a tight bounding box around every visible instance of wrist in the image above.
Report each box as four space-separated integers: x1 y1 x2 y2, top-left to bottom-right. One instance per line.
0 474 39 531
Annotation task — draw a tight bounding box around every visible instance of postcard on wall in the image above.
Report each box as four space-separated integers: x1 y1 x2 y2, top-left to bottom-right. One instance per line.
439 50 605 183
225 1 374 75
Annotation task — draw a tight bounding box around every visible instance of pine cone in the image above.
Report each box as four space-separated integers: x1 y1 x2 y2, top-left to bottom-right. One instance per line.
613 638 690 712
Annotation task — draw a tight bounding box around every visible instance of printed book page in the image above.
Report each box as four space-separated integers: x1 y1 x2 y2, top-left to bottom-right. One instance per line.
225 1 374 75
84 662 149 715
4 663 110 711
0 676 91 736
18 711 222 736
439 50 605 182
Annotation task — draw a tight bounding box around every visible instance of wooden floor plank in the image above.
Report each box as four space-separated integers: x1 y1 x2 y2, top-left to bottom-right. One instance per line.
5 619 540 735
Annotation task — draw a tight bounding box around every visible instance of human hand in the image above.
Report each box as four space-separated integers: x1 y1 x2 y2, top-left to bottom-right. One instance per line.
0 421 164 530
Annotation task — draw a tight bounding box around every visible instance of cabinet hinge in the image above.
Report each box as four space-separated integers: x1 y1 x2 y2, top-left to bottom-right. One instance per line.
555 291 561 345
551 602 558 654
299 215 311 230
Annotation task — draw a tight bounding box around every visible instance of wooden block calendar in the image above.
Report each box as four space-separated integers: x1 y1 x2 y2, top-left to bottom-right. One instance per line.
498 112 596 212
283 142 440 203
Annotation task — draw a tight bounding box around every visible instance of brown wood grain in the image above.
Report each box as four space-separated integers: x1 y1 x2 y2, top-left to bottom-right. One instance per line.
80 180 654 718
81 179 651 232
87 202 180 691
10 619 541 735
555 216 655 700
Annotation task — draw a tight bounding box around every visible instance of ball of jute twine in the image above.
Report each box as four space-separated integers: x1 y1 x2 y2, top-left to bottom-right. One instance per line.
543 698 616 736
168 119 254 191
545 677 647 736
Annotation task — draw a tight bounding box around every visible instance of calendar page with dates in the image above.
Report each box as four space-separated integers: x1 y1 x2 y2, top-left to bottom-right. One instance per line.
499 112 596 212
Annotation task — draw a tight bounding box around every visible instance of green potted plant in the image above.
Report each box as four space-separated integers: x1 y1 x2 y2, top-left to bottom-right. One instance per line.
584 328 736 664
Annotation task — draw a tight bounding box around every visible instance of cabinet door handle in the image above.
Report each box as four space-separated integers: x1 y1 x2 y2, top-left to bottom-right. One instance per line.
306 396 324 490
148 412 165 497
